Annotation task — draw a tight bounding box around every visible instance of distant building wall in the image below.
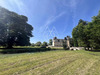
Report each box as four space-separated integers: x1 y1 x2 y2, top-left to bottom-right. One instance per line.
52 36 70 47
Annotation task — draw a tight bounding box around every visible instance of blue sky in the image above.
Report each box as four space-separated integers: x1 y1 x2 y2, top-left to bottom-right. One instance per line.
0 0 100 43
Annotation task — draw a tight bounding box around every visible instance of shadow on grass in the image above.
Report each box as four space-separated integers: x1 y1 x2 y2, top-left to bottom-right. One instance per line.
0 48 53 54
85 49 100 52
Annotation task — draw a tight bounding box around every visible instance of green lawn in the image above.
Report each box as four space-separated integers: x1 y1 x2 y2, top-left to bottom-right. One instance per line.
0 50 100 75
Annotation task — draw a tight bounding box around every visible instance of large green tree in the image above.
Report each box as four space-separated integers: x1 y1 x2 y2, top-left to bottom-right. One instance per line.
89 11 100 48
0 6 33 48
72 19 89 48
72 11 100 49
72 27 78 47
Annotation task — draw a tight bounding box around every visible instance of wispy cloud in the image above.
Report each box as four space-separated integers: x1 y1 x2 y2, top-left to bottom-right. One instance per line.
55 0 79 32
39 11 66 33
38 12 66 40
0 0 28 15
44 12 66 27
9 0 28 15
70 0 78 27
62 0 79 28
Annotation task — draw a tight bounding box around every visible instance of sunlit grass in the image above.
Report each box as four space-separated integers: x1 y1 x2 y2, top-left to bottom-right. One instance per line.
0 50 100 75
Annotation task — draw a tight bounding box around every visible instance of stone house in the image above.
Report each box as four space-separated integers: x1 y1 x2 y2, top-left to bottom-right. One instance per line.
52 36 70 48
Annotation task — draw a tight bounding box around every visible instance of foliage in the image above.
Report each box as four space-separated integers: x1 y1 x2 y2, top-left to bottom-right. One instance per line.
42 41 48 46
31 43 35 47
72 27 79 47
72 11 100 49
0 6 33 48
40 42 48 48
0 48 52 54
35 41 42 46
69 38 74 47
49 39 52 45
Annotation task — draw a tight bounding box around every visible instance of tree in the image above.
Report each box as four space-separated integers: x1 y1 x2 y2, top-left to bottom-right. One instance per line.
72 19 88 48
49 39 52 45
89 12 100 49
77 22 88 47
69 38 74 47
83 11 100 49
35 41 41 46
0 6 33 48
31 43 35 47
42 42 48 46
72 10 100 49
72 27 78 47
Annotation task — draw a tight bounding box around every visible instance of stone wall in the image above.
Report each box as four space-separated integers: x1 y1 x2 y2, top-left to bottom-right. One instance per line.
52 36 70 47
53 39 66 47
70 47 84 50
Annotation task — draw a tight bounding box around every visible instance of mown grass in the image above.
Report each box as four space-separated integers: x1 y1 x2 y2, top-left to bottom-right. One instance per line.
0 50 100 75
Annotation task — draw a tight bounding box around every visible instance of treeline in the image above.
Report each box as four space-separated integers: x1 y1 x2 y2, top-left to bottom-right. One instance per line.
31 41 48 47
31 39 52 47
72 11 100 50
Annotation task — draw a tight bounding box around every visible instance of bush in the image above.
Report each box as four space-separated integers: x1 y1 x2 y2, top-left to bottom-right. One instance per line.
63 44 67 50
48 47 51 50
0 47 52 54
40 46 46 48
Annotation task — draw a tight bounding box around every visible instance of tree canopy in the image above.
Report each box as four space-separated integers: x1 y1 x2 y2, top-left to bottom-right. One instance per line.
35 41 42 46
0 6 33 48
42 42 48 46
49 39 52 45
72 11 100 49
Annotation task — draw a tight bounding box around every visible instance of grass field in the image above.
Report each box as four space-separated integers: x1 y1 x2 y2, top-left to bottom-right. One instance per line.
0 50 100 75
